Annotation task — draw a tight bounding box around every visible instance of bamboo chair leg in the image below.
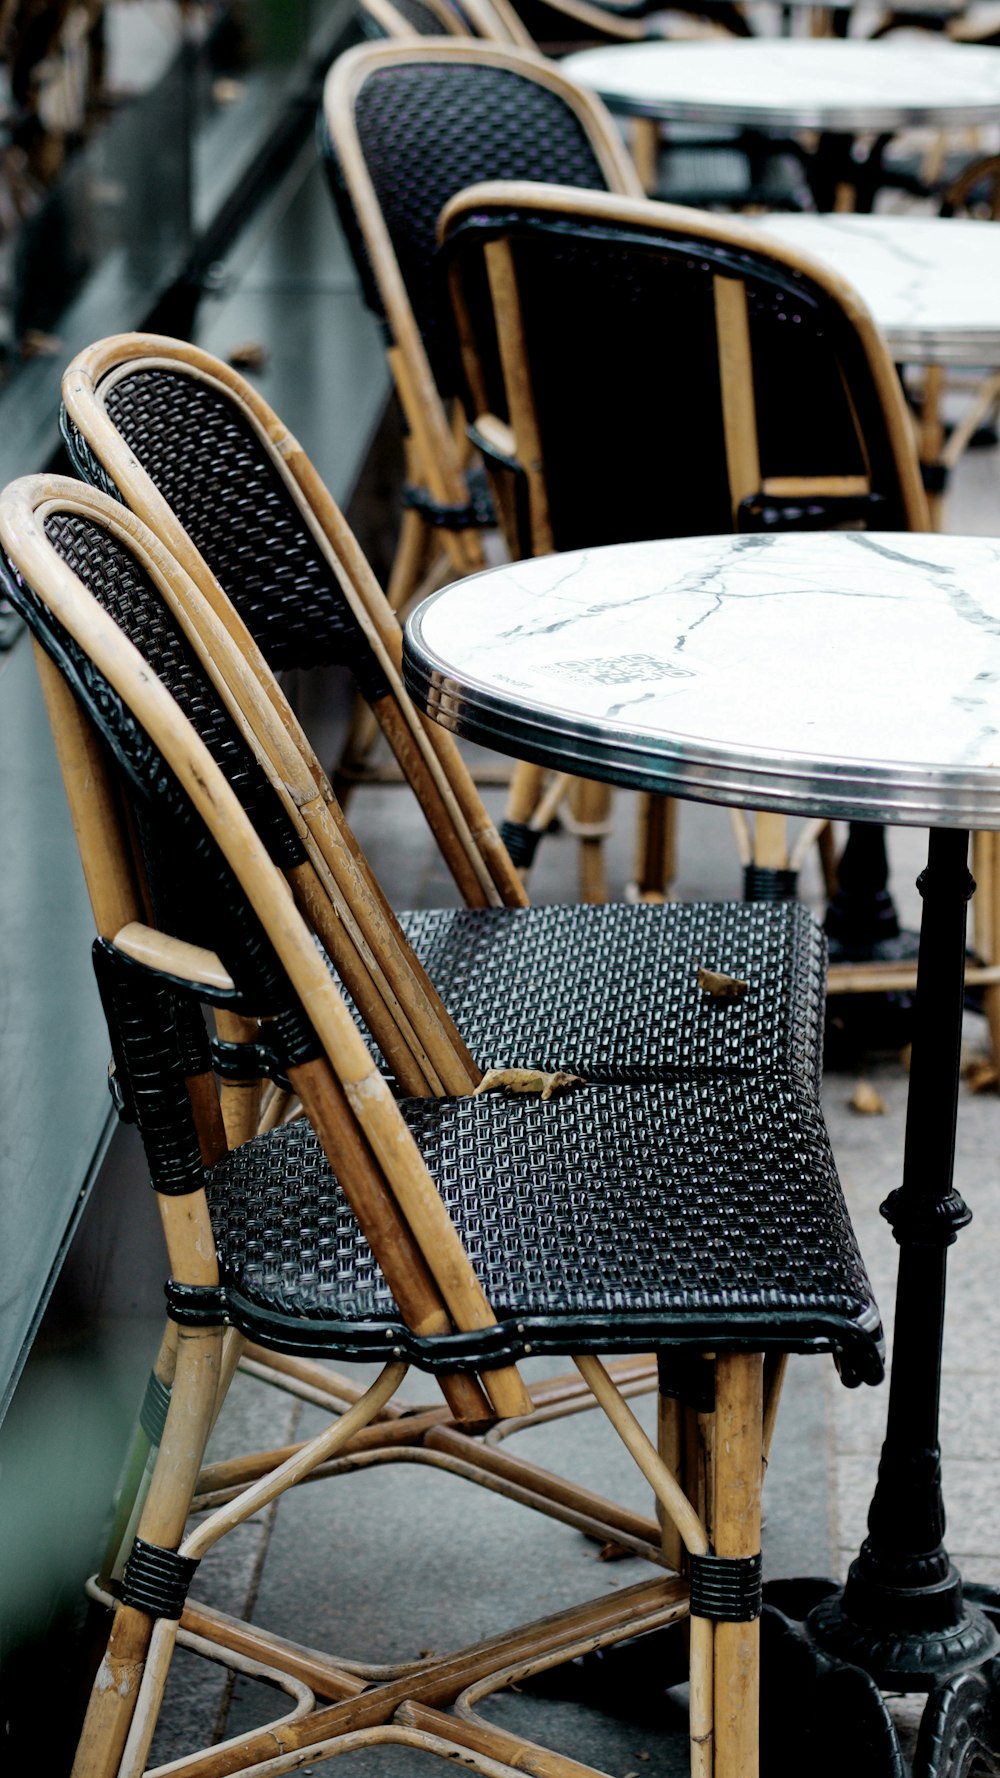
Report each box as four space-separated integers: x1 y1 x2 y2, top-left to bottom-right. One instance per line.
213 1010 262 1149
632 794 677 902
816 819 840 899
631 116 661 192
568 777 612 905
71 1324 223 1778
712 1350 764 1778
98 1323 179 1588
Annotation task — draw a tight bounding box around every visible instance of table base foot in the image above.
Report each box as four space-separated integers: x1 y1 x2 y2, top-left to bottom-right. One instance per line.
533 1580 1000 1776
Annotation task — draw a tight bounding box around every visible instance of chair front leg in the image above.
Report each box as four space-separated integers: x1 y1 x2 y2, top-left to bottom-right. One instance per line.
72 1322 224 1778
709 1350 764 1778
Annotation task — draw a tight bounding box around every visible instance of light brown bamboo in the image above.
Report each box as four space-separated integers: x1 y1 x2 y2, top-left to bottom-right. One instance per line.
762 1351 788 1465
712 1351 763 1778
286 854 459 1099
634 792 677 901
186 1070 228 1167
568 777 612 905
212 1009 263 1147
485 237 554 556
72 1318 223 1778
32 641 143 936
396 1701 607 1778
714 273 762 523
753 811 789 871
573 1356 709 1558
657 1389 685 1571
156 1574 688 1778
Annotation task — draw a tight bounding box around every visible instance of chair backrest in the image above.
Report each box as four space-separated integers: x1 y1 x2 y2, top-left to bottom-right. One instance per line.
440 182 931 556
60 333 526 911
320 43 642 540
940 151 1000 218
13 473 481 1099
360 0 536 45
0 473 529 1423
358 0 469 40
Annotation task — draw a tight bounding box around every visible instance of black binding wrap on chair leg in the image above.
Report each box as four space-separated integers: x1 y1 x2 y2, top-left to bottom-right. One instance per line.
120 1537 200 1620
744 864 799 903
689 1551 763 1622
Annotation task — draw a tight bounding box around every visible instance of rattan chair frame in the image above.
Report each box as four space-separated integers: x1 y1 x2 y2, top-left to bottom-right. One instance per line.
60 334 687 1527
59 341 844 1508
2 474 883 1778
438 180 1000 1052
322 42 672 900
321 41 640 583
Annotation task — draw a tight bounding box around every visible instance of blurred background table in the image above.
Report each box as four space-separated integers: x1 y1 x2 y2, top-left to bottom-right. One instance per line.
562 38 1000 205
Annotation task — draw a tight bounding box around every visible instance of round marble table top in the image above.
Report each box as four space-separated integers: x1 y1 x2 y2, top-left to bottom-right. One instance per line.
742 214 1000 365
560 40 1000 130
404 532 1000 828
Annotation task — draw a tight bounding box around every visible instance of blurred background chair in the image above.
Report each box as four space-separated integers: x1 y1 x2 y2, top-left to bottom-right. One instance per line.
323 38 659 898
436 180 1000 1059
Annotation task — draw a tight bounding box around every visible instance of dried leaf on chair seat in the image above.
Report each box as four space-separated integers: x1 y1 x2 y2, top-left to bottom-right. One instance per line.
473 1067 586 1101
697 965 749 1002
849 1080 886 1115
227 340 268 370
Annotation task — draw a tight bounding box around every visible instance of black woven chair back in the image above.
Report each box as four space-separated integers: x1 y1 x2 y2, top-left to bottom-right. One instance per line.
1 508 294 1009
61 372 386 685
444 198 917 551
323 59 612 396
382 0 455 32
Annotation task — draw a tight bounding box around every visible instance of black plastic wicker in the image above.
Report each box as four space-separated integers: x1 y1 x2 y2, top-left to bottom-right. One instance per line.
398 901 826 1090
63 377 386 683
204 1074 882 1383
442 197 915 553
323 59 611 394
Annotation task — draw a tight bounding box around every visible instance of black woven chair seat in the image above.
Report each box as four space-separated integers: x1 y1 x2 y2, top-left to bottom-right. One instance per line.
204 1078 883 1385
395 899 826 1089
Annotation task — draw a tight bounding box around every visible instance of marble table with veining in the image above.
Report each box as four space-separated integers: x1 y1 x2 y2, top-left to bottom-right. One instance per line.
561 38 1000 132
405 530 1000 1771
562 38 1000 209
744 213 1000 367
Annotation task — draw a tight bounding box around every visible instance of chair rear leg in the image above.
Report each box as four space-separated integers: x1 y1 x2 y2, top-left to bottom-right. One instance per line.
632 793 677 903
709 1350 764 1778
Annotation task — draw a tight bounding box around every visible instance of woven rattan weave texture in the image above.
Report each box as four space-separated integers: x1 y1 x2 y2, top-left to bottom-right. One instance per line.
399 901 827 1088
205 1082 882 1379
348 63 609 387
99 371 387 684
44 510 303 864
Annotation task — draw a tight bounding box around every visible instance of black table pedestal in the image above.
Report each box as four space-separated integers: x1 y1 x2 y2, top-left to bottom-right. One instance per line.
804 827 1000 1773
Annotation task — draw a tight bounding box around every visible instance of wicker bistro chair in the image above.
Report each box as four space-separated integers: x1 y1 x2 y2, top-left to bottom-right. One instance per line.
0 471 884 1778
437 181 1000 1050
321 40 663 900
58 349 839 1513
